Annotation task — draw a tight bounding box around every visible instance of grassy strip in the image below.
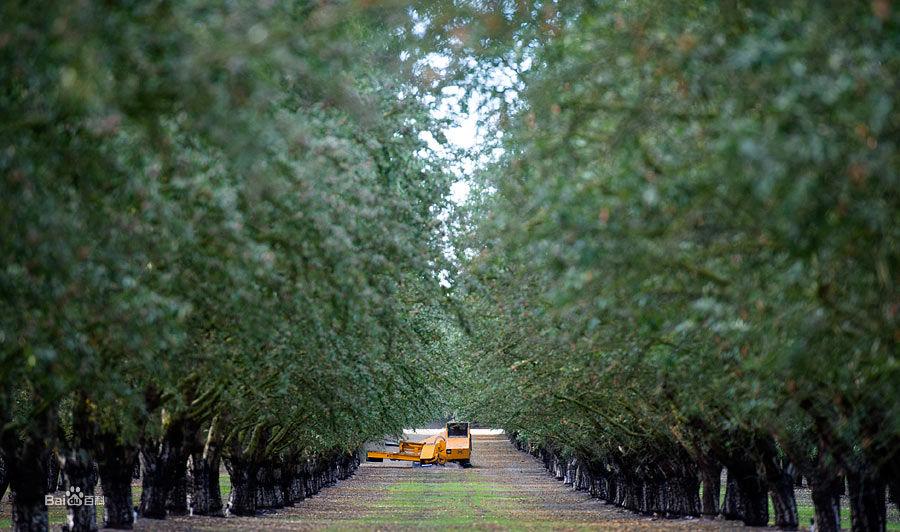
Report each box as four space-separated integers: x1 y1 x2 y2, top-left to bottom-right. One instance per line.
0 471 234 528
774 500 900 531
343 478 574 529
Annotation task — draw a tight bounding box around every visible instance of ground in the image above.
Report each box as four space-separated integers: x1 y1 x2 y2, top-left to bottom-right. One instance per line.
144 434 754 530
2 434 898 530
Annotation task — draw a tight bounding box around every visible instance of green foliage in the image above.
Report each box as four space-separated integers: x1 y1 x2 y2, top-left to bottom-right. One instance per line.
451 0 898 485
1 0 897 526
1 0 453 465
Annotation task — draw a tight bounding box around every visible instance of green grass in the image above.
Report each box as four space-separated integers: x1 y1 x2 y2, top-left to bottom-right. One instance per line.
0 501 95 528
339 477 590 530
776 500 900 531
220 471 232 500
691 484 900 531
349 479 507 527
0 470 232 529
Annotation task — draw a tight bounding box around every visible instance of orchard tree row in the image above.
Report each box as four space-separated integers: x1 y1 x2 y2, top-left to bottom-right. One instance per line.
1 2 455 531
448 2 898 531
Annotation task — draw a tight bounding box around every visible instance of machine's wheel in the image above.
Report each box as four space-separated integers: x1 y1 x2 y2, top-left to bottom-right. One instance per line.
459 460 472 468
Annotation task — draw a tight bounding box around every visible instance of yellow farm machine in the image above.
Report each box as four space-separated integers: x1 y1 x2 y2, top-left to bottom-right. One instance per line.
366 422 472 467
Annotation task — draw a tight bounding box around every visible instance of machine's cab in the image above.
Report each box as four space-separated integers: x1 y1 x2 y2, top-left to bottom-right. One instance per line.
366 421 473 466
443 422 472 467
446 422 469 437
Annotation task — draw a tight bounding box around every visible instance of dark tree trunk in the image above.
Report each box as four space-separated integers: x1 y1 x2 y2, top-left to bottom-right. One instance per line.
784 461 802 487
10 493 49 532
0 455 8 503
622 476 640 511
139 419 187 519
279 459 295 506
295 468 307 502
272 463 284 508
61 448 99 532
760 444 798 530
847 470 886 532
139 449 168 519
46 453 60 495
59 394 102 532
666 473 700 517
96 434 136 530
889 477 899 514
613 475 624 506
643 477 664 515
604 474 615 502
255 463 275 509
735 467 769 527
768 468 798 529
699 461 722 516
165 463 188 515
2 428 51 532
165 418 197 517
207 452 223 516
189 451 223 516
809 475 842 532
225 456 257 516
722 469 744 520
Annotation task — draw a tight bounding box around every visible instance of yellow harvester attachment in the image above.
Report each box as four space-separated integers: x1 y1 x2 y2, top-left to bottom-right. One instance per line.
366 422 472 467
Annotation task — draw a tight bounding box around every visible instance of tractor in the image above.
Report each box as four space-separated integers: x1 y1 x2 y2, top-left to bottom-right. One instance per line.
366 422 472 467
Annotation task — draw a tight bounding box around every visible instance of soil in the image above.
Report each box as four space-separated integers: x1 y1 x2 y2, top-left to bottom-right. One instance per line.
3 435 896 529
127 434 758 530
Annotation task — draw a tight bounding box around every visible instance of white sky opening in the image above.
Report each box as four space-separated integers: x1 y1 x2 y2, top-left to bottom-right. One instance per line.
412 49 528 287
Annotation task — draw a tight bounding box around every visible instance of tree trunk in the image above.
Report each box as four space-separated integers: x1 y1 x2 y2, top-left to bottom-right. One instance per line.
2 429 51 532
809 475 842 532
847 470 886 532
11 493 49 532
722 469 744 520
207 452 223 516
666 473 700 517
735 468 769 527
613 475 624 506
768 467 798 529
139 419 186 519
603 474 615 502
888 477 899 514
272 463 284 508
61 448 99 532
279 459 295 506
255 463 274 509
622 476 640 511
189 451 223 516
138 449 168 520
165 464 188 515
291 466 306 503
96 435 136 530
46 453 60 494
0 455 8 503
699 461 722 516
643 477 664 515
760 447 798 530
225 456 257 516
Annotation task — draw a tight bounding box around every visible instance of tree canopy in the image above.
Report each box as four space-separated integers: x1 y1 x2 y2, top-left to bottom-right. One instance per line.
1 1 897 531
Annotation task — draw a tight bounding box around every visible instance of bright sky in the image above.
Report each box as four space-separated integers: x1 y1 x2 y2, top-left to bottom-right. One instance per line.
414 51 525 206
417 83 481 206
410 49 525 286
404 8 529 207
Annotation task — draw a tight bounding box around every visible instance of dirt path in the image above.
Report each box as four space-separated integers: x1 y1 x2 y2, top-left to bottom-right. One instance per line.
137 434 755 530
